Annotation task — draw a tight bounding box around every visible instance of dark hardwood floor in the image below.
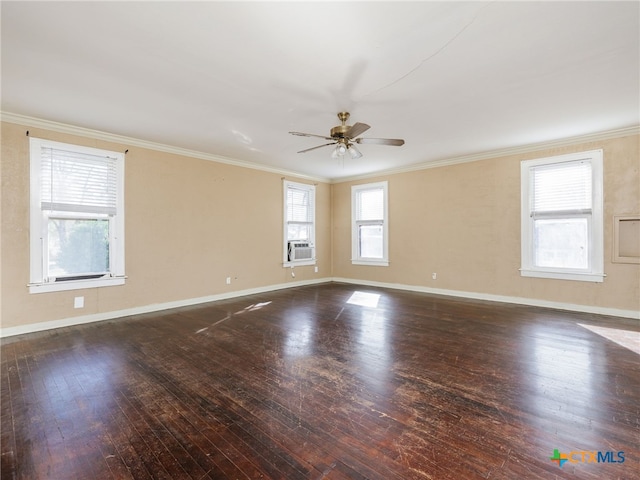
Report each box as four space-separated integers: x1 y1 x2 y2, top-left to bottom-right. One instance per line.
2 282 639 479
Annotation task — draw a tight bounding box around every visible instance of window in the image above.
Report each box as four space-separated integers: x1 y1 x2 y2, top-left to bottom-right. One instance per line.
29 138 125 293
283 180 315 265
521 149 603 282
352 181 389 266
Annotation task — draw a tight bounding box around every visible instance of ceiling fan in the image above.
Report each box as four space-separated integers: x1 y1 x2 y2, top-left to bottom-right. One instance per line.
289 112 405 159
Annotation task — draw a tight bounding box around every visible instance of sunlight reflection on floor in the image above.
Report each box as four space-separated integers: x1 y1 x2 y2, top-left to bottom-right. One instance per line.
578 323 640 355
347 291 381 308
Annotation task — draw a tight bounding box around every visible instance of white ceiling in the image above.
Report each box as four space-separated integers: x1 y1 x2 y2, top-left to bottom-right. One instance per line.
2 1 639 181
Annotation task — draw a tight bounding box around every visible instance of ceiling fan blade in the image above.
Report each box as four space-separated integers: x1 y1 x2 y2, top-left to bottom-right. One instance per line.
297 142 337 154
345 122 370 139
355 137 405 146
289 131 334 141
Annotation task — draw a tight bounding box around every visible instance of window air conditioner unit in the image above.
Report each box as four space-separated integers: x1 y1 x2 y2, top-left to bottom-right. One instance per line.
288 241 314 262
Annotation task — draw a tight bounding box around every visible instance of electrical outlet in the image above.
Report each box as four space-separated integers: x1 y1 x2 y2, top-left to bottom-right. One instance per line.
314 266 318 273
432 272 437 280
226 277 231 285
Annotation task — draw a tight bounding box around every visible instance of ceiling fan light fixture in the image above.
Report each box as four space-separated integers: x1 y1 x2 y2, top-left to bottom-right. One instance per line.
332 143 347 158
347 143 362 159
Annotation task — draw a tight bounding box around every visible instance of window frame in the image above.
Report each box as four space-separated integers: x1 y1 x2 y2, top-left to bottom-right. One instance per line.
29 137 126 293
283 180 316 267
520 149 604 282
351 181 389 266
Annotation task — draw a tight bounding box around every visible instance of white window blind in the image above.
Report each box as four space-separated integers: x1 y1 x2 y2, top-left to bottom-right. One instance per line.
356 187 384 221
41 147 118 215
287 187 313 223
532 160 592 214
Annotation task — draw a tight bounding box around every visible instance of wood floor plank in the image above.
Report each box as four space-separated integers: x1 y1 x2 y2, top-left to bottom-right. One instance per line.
2 283 639 479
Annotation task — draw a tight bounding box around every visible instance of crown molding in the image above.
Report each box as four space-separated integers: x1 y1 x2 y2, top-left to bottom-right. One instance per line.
331 125 640 183
3 111 637 185
1 111 330 184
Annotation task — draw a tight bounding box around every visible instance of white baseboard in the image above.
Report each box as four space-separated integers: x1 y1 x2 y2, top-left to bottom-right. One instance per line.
332 277 640 320
2 276 637 338
0 278 331 338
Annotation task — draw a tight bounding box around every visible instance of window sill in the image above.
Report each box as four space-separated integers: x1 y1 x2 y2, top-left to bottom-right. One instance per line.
352 259 389 267
29 276 126 294
283 260 316 268
520 269 605 283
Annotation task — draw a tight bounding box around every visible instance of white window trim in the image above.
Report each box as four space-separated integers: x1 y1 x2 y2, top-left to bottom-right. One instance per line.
520 149 604 283
283 180 316 267
351 181 389 266
29 138 126 294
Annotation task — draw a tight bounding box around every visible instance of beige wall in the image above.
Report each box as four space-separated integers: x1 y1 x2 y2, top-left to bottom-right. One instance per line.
2 120 638 333
1 121 331 330
332 134 640 313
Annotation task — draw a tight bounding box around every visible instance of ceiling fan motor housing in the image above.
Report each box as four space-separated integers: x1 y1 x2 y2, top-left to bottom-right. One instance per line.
332 112 352 139
331 125 351 139
331 111 354 140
